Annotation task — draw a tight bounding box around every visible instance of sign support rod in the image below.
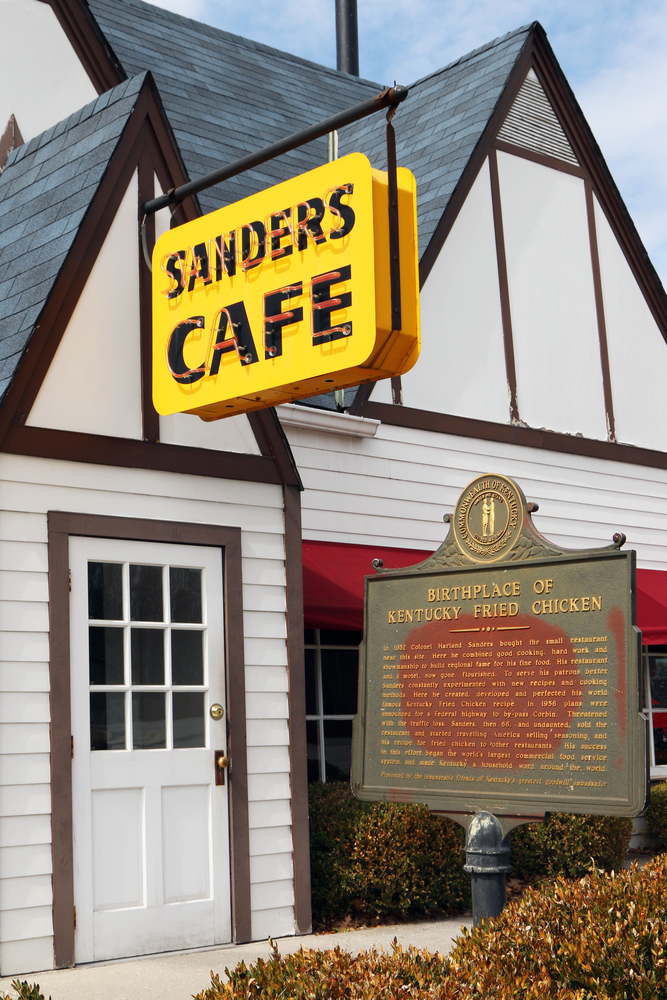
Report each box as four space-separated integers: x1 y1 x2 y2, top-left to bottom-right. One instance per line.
141 86 408 217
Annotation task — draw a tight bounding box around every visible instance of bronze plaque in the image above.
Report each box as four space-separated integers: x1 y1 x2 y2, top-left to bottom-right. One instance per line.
351 475 647 817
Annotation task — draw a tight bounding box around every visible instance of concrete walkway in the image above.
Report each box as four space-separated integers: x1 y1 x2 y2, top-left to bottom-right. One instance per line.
0 918 471 1000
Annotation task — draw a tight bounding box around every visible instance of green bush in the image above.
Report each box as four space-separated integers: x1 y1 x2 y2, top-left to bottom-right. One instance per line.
510 811 632 879
195 856 667 999
645 781 667 849
308 781 469 922
1 982 45 1000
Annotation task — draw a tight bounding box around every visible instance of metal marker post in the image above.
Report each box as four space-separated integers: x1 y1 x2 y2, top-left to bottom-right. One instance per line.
463 812 512 926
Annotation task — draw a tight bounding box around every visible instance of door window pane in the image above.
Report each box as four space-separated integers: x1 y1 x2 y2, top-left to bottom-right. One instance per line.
90 692 125 750
88 562 122 620
170 568 202 623
321 648 358 715
173 692 205 748
171 630 204 685
323 719 353 781
305 648 317 715
130 565 163 622
132 692 166 749
306 720 320 783
131 629 165 685
89 626 124 685
650 653 667 766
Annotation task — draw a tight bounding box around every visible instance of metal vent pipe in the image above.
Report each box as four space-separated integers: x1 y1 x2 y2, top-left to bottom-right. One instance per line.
335 0 359 76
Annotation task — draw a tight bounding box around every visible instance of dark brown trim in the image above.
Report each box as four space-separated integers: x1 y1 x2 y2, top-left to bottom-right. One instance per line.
347 381 374 415
283 485 311 934
47 512 252 965
390 376 403 406
354 398 667 471
137 153 160 443
3 424 283 484
488 148 519 423
0 114 24 172
247 409 303 489
46 0 125 93
494 139 584 178
419 35 534 288
585 178 616 442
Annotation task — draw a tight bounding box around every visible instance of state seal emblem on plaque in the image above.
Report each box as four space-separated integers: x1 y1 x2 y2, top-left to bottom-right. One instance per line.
453 474 523 561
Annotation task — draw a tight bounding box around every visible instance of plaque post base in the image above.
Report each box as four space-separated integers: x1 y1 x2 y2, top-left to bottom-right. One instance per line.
463 811 512 926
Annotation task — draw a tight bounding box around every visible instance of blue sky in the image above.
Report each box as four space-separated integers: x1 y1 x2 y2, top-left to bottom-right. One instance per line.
154 0 667 286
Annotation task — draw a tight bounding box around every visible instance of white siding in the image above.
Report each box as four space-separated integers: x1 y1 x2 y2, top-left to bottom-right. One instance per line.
0 0 98 143
0 454 294 974
284 420 667 571
593 196 667 452
27 174 143 441
497 151 608 440
403 158 509 423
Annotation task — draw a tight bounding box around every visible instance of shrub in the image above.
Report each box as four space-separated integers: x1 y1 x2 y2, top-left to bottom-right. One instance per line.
308 781 469 923
645 781 667 849
510 811 632 879
195 856 667 999
1 983 45 1000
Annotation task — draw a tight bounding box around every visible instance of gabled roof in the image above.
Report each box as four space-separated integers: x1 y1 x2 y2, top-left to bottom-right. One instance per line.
339 25 532 259
86 0 380 215
0 73 148 400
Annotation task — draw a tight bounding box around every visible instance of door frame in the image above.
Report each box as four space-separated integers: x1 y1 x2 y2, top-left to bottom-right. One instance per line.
48 512 251 968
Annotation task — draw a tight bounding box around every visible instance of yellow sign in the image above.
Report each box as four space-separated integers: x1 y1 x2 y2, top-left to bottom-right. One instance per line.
152 153 420 419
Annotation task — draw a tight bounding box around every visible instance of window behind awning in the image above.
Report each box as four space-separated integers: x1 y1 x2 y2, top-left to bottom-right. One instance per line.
302 541 667 643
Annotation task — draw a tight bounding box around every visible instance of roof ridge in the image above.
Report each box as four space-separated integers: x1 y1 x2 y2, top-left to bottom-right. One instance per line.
407 22 536 91
89 0 383 89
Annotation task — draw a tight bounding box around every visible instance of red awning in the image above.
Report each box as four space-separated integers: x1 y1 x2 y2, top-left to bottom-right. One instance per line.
302 541 667 644
637 569 667 645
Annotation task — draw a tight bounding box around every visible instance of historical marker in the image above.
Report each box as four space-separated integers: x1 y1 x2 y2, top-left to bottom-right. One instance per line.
351 474 647 819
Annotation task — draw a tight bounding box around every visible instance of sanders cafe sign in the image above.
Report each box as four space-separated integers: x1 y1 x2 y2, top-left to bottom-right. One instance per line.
152 153 420 419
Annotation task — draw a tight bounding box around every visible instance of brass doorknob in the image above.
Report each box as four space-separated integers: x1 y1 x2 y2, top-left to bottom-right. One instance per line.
217 755 229 769
210 703 224 720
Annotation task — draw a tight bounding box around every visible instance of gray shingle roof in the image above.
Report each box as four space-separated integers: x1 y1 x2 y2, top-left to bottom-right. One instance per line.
0 73 146 400
339 25 532 257
87 0 381 216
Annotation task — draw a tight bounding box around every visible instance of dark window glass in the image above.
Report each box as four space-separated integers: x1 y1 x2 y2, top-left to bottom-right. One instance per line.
304 629 317 645
173 692 206 748
130 565 163 622
90 692 125 750
132 692 166 749
89 626 124 685
306 720 320 783
131 629 164 685
305 648 317 715
650 655 667 765
170 568 202 623
323 719 352 781
654 727 667 766
320 629 362 647
171 630 204 685
321 648 358 715
88 562 122 621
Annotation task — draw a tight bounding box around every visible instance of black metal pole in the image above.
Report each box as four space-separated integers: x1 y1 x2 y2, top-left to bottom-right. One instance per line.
336 0 359 76
464 812 512 926
141 85 407 217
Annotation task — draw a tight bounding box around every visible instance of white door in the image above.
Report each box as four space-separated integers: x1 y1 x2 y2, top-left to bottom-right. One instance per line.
69 537 231 962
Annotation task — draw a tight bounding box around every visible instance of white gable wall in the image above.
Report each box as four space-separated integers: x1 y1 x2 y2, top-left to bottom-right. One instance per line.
401 159 509 423
593 196 667 452
27 172 143 439
0 0 98 142
497 151 607 440
0 456 294 975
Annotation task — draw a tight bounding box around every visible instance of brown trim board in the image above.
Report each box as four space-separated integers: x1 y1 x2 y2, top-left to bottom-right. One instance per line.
45 0 126 93
3 425 283 485
137 153 160 443
47 512 252 967
584 178 616 442
354 399 667 471
247 409 303 489
283 485 311 933
488 148 519 424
